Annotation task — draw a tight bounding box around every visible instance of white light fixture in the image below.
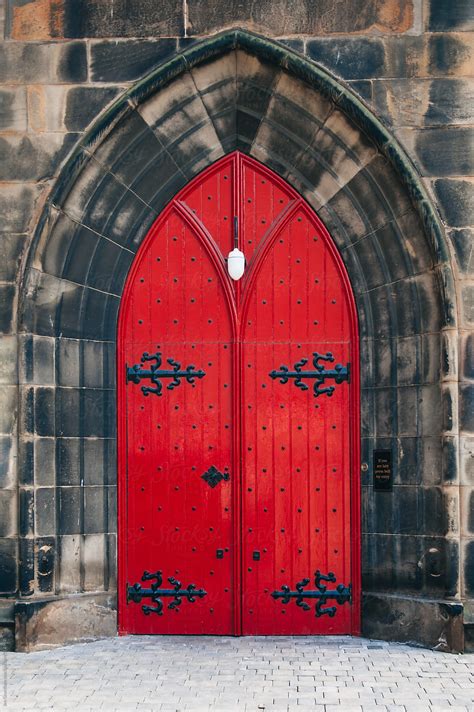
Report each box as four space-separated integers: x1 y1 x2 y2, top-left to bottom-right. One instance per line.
227 216 245 281
227 247 245 280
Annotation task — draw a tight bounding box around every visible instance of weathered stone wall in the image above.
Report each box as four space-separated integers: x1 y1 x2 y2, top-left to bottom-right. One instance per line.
0 0 472 651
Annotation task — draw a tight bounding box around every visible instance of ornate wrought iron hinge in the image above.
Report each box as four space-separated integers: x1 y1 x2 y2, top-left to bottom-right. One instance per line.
271 570 351 617
127 570 207 615
201 465 230 489
126 351 206 396
269 352 349 397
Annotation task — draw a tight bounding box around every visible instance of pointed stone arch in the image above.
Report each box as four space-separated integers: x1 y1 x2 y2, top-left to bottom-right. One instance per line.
16 29 462 650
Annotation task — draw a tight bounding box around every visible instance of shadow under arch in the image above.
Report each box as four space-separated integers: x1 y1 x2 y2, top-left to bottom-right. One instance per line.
16 28 461 649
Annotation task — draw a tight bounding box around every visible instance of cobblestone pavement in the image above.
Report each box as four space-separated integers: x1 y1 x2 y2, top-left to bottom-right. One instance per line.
3 636 474 711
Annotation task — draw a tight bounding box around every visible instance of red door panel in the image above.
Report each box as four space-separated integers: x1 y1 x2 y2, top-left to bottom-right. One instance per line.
241 204 353 634
179 155 235 260
118 152 360 637
239 158 295 264
118 207 235 634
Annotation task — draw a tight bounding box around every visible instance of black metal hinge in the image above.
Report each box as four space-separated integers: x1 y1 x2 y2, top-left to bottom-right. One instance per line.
271 570 351 617
127 570 207 615
126 351 205 396
269 352 349 398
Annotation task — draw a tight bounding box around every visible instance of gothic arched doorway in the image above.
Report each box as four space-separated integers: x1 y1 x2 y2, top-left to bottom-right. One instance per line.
117 152 360 636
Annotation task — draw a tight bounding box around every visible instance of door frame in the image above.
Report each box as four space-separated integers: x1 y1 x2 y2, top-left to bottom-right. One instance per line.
117 152 361 636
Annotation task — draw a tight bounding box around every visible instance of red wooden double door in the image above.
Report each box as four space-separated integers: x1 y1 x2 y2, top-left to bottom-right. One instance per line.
118 152 360 636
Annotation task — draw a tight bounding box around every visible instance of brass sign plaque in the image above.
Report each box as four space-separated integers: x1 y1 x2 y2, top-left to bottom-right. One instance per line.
373 450 392 491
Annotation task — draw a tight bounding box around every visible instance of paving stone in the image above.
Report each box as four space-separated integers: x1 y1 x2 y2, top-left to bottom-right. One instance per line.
3 636 473 711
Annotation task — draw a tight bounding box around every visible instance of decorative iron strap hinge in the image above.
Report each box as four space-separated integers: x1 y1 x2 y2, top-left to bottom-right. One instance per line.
269 351 349 397
127 570 207 615
126 351 206 396
271 570 351 617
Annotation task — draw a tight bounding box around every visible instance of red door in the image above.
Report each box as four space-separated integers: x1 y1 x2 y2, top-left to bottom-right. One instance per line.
118 152 360 636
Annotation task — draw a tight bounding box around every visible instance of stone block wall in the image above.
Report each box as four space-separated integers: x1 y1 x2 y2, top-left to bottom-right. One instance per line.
0 0 472 650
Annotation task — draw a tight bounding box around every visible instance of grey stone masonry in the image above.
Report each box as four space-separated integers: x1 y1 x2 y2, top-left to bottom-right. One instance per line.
4 635 474 711
0 0 472 652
